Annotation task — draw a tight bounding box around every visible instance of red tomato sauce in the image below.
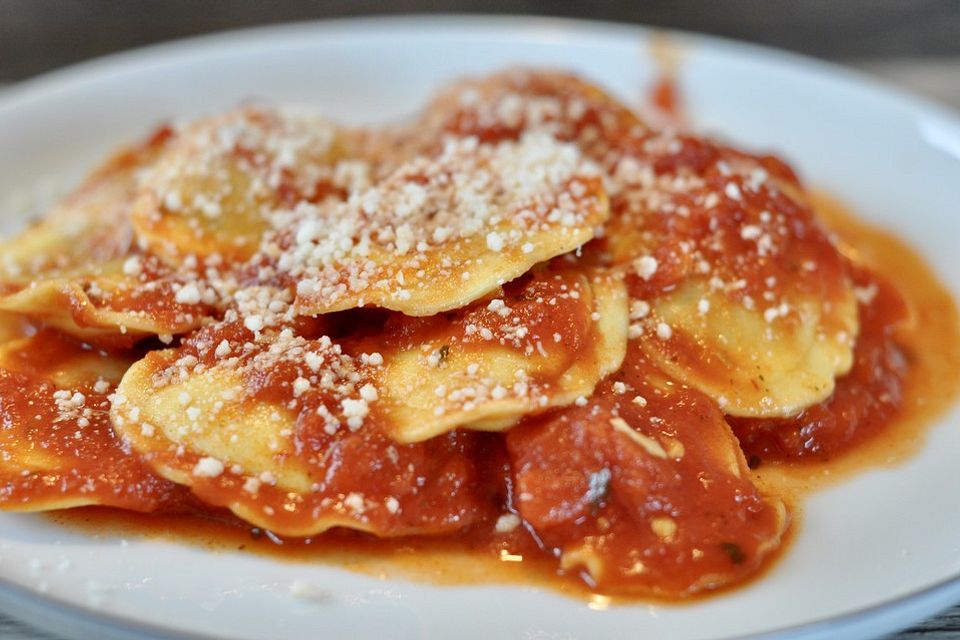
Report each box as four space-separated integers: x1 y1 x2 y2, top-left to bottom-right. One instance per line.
0 330 184 512
730 267 909 461
15 191 959 604
507 345 786 597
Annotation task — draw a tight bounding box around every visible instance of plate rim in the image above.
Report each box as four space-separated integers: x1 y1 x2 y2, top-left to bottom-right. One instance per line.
3 559 960 640
0 13 958 640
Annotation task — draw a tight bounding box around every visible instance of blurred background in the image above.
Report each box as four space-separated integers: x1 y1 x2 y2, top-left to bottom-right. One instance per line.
1 0 959 108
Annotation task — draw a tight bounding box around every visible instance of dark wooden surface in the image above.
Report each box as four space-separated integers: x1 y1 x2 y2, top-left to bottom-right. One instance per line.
0 2 959 638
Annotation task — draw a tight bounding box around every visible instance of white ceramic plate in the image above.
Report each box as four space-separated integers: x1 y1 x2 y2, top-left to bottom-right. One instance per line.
1 16 959 640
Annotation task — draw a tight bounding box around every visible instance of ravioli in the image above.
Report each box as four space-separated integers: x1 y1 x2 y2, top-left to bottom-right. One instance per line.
506 346 789 597
393 70 859 418
641 280 857 418
0 128 217 346
0 68 925 600
368 269 627 442
0 255 222 348
731 267 911 459
592 132 859 417
111 267 627 533
267 132 608 316
0 330 181 512
131 106 356 264
409 68 646 161
112 322 500 537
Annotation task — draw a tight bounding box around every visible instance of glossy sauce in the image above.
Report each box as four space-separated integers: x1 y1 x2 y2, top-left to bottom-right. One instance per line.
2 73 956 602
0 330 184 511
613 132 849 306
127 271 601 540
750 193 960 491
506 347 787 598
42 192 960 605
133 320 502 538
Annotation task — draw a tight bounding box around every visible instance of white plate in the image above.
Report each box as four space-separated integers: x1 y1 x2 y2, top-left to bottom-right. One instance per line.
1 16 959 640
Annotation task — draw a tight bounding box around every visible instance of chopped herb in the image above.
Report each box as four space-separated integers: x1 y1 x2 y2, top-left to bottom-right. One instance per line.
721 542 746 564
438 345 450 362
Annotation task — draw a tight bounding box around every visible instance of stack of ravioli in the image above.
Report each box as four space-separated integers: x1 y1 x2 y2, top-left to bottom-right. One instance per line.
0 70 887 597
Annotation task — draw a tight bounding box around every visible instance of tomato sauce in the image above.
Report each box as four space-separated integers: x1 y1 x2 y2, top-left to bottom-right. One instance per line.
506 347 786 598
750 193 960 486
647 32 687 125
436 70 645 158
730 266 909 461
38 192 958 604
135 325 502 538
2 69 958 602
133 270 599 538
0 330 184 512
597 129 851 314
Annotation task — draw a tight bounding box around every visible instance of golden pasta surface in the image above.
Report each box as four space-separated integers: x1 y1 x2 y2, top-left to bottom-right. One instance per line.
131 107 350 264
0 68 917 599
275 133 609 316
